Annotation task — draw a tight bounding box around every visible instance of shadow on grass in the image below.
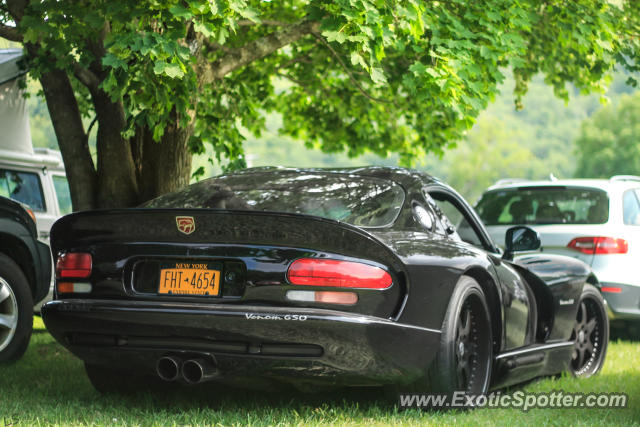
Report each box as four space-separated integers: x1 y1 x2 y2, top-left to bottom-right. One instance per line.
610 321 640 342
2 331 639 424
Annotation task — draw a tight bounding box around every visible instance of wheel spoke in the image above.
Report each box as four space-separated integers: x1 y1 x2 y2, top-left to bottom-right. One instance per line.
586 317 597 334
571 323 579 341
577 346 585 368
0 313 17 330
457 359 468 387
461 308 471 337
579 302 587 327
0 282 10 303
585 339 594 354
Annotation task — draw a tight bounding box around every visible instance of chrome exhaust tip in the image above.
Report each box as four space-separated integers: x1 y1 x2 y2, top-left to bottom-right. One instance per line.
156 356 181 381
181 358 218 384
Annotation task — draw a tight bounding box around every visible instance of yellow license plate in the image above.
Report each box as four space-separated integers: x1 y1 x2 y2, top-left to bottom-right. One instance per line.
158 264 221 296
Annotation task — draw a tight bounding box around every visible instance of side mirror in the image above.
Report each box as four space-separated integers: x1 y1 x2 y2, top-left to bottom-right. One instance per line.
503 226 541 260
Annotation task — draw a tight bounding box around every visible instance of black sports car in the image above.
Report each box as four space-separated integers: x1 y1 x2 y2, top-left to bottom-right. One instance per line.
42 167 608 394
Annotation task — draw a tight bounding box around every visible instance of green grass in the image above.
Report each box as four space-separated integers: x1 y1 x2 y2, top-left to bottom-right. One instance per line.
0 317 638 426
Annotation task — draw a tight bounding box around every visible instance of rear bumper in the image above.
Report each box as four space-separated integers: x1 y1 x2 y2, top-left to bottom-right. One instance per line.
601 283 640 320
42 299 441 387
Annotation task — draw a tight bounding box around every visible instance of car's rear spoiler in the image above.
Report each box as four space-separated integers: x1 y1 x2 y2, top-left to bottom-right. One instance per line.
50 209 405 271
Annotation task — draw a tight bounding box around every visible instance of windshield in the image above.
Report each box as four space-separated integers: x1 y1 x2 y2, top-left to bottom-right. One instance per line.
476 187 609 225
144 171 405 228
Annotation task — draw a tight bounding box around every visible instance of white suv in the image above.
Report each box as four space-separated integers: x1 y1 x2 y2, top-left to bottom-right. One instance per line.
0 147 71 308
475 176 640 324
0 147 71 240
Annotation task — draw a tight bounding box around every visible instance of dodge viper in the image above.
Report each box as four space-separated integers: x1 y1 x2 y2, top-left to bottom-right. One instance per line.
42 167 608 394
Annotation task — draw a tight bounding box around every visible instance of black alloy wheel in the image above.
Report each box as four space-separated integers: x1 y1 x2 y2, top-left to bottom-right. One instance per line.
569 284 608 377
426 276 493 395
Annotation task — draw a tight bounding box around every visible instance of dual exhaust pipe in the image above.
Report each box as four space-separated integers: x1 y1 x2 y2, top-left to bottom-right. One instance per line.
156 356 218 384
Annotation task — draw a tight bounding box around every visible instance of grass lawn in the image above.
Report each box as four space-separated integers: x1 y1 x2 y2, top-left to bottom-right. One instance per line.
0 317 638 426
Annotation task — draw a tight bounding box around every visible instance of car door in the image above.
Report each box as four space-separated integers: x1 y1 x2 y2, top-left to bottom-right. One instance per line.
425 186 536 350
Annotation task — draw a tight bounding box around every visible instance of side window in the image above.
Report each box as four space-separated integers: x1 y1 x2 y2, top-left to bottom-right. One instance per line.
429 192 485 248
0 169 46 212
623 190 640 226
53 175 73 215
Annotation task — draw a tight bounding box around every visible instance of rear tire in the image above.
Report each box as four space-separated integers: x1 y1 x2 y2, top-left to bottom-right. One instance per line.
422 276 493 395
0 253 33 363
569 284 608 377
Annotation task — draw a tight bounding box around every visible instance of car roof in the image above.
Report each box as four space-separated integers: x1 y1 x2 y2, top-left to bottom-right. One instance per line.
486 176 640 193
0 147 65 170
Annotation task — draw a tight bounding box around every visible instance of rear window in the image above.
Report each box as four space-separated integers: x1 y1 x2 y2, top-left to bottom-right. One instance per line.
476 187 609 225
144 171 405 228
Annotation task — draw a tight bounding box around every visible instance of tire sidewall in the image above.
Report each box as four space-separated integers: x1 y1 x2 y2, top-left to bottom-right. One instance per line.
0 253 34 363
571 283 609 377
429 275 493 394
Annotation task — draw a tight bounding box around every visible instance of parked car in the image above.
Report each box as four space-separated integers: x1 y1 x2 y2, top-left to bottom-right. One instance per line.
475 176 640 326
0 196 51 362
42 167 607 394
0 147 72 242
0 147 71 309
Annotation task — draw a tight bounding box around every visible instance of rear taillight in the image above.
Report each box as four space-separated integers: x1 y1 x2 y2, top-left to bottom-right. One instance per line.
567 237 628 255
56 252 92 278
287 258 392 289
601 286 622 293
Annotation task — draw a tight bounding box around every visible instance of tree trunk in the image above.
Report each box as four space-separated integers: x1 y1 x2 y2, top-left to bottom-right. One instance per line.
37 66 97 211
91 90 139 208
136 112 193 204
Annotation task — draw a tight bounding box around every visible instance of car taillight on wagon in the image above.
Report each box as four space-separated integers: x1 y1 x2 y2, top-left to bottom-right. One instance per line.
56 252 93 278
567 237 628 255
287 258 392 289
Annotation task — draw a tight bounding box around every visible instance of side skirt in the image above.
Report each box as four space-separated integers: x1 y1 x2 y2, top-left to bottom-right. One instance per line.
490 341 574 390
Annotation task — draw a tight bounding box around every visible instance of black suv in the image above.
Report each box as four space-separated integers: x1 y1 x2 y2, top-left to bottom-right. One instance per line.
0 195 51 362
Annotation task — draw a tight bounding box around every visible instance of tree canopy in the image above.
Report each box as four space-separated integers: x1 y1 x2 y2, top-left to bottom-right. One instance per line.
1 0 638 209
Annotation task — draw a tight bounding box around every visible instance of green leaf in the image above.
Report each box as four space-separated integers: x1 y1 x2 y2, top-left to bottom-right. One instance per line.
153 61 184 78
194 21 214 37
169 5 192 19
370 67 387 84
350 52 366 68
322 30 347 44
409 61 427 75
102 54 128 70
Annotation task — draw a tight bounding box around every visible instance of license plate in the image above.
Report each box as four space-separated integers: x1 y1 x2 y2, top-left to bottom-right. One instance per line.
158 263 221 296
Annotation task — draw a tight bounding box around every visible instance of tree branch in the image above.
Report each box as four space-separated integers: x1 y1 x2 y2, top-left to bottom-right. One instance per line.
311 32 392 104
73 63 101 92
200 19 320 84
0 23 21 42
276 71 311 87
6 0 27 20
